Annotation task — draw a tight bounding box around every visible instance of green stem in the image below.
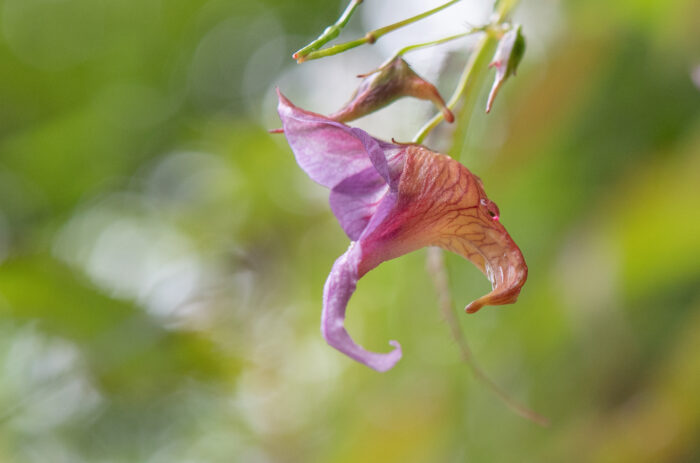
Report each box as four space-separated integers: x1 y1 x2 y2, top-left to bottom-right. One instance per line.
298 0 463 62
371 0 462 39
412 31 497 143
293 0 364 61
411 2 516 144
413 34 490 143
394 27 486 58
359 28 487 79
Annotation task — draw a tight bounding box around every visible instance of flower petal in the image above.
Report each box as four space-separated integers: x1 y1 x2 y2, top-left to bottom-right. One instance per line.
328 166 389 241
322 242 402 372
356 146 527 311
278 91 404 240
277 90 402 190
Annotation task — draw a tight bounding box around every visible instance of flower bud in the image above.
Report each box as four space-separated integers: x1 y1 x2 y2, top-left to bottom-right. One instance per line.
330 56 454 123
486 25 526 113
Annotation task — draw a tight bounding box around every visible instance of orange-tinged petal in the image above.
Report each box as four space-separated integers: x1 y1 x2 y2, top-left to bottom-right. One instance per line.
357 146 527 314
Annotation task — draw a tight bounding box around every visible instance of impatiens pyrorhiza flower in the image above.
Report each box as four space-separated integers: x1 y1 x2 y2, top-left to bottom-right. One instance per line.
277 91 527 372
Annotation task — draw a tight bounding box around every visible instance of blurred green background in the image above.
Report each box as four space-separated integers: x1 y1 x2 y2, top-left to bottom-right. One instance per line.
0 0 699 461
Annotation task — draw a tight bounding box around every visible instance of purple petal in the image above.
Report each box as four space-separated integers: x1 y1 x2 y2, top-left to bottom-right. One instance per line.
329 166 389 241
278 91 374 188
345 127 402 190
278 91 405 240
277 90 403 189
322 242 402 372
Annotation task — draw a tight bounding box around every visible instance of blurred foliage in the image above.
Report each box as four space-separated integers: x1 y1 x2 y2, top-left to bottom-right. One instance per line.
0 0 699 462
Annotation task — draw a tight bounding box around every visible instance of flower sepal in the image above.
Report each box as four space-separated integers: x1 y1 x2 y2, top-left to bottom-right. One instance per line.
330 56 454 123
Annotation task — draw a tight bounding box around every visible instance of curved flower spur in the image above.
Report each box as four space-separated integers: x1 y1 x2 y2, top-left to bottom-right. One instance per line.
277 91 527 372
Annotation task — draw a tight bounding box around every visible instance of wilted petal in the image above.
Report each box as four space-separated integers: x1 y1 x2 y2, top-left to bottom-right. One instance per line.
278 90 404 239
329 166 389 240
277 90 376 188
322 242 402 372
356 146 527 315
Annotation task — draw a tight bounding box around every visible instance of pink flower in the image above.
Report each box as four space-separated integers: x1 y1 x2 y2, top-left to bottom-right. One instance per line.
277 91 527 371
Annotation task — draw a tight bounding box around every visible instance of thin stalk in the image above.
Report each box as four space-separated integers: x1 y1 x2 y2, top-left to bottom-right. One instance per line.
293 0 364 61
426 248 550 427
393 29 483 58
298 0 462 62
412 31 496 143
358 28 486 79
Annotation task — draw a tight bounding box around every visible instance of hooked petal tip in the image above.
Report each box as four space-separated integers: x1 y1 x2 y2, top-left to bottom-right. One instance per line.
443 107 455 123
465 257 528 314
322 243 404 371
